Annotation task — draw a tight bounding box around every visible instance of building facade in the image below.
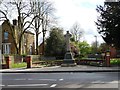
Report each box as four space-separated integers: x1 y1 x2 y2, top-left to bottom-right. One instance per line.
1 20 35 55
2 20 15 54
38 42 44 55
23 31 35 55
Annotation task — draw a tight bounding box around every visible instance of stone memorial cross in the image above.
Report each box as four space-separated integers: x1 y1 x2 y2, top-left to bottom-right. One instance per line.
64 31 72 52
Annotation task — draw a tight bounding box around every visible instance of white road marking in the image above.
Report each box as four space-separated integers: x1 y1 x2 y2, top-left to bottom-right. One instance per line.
1 79 26 81
0 84 5 86
8 84 48 87
92 80 119 84
14 79 26 80
92 81 105 84
3 73 23 75
27 79 34 80
2 78 57 81
59 79 64 81
109 81 118 83
28 78 57 81
50 84 57 88
2 78 62 84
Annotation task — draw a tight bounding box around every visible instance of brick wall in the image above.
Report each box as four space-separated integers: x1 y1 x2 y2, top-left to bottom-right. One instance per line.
110 46 117 58
38 42 44 55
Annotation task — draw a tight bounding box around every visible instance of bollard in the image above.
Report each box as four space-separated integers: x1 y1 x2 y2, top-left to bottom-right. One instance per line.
26 56 32 68
105 51 110 67
5 56 11 69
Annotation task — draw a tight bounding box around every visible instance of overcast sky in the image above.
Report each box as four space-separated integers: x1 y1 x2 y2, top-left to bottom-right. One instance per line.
50 0 105 45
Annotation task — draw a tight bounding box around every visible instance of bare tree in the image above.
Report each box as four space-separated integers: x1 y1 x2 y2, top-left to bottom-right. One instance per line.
0 0 38 54
0 0 3 5
30 0 55 55
70 22 84 43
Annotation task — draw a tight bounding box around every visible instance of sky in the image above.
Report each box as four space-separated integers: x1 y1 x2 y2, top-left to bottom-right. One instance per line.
0 0 105 45
50 0 105 45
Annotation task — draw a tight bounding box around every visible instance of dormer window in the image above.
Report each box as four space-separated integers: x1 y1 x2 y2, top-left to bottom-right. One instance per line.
4 32 8 40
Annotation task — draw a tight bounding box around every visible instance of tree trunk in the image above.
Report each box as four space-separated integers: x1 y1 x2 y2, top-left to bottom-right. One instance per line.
36 33 38 55
42 19 45 55
18 39 22 55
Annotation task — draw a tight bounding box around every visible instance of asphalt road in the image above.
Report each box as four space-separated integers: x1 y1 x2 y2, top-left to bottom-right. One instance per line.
1 72 119 89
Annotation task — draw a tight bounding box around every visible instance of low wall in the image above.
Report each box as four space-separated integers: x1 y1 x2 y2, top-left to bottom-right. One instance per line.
2 55 56 64
40 56 56 60
2 55 23 64
87 54 103 58
14 55 22 63
29 55 41 61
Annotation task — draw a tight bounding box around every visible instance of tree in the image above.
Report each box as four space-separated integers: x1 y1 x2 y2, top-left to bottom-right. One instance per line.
70 22 84 43
91 41 100 54
45 27 65 58
98 43 109 53
70 42 80 57
78 41 91 56
30 0 55 55
0 0 38 54
0 0 2 5
96 2 120 49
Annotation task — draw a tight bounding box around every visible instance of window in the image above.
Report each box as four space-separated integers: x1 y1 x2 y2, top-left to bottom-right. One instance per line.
4 32 8 40
2 43 10 54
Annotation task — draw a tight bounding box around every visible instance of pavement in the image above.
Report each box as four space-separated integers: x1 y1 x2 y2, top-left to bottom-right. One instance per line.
0 65 119 73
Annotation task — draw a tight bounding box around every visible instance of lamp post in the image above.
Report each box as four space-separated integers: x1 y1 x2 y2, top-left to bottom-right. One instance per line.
94 35 97 54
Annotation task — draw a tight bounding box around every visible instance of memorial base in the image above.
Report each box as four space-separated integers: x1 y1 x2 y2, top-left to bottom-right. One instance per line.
61 51 76 67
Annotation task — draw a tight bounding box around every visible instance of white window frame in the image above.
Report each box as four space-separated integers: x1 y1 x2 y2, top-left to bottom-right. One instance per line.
2 43 11 54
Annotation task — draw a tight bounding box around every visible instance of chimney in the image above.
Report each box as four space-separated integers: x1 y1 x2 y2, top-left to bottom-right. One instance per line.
13 19 17 26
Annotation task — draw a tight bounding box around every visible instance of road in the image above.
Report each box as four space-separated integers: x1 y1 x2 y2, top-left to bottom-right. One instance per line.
1 72 119 89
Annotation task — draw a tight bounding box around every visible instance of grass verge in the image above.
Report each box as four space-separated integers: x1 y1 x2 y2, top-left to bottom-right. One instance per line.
11 62 27 68
110 58 120 65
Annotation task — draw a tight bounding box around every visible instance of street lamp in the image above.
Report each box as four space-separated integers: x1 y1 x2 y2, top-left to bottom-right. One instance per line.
94 35 97 54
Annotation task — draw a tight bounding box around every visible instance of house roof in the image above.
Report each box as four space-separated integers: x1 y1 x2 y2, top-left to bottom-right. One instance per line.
2 20 35 35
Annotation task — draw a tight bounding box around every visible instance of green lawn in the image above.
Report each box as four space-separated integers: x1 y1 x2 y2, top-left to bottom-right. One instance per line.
11 62 27 68
110 58 120 65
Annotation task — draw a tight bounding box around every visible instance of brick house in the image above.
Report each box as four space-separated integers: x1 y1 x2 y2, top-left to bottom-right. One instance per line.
1 20 35 55
38 42 44 55
109 46 120 58
2 20 15 54
23 31 35 55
